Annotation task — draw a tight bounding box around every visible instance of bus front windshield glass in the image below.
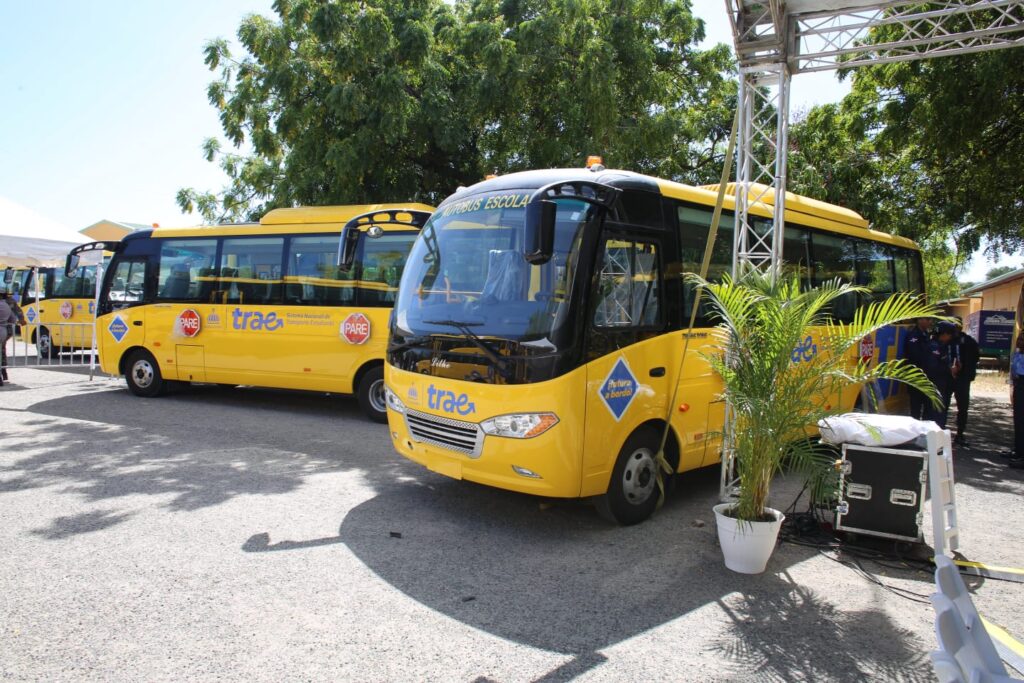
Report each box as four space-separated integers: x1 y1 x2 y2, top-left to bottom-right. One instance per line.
393 191 595 355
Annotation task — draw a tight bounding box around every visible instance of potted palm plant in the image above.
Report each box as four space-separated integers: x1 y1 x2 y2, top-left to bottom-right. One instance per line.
690 268 942 574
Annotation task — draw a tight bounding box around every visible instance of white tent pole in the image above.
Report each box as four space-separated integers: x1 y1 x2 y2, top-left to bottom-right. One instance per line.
89 261 101 380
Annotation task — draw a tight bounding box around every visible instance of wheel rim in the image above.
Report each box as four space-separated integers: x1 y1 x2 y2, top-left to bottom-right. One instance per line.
39 332 51 355
368 378 386 414
621 447 657 505
131 359 155 389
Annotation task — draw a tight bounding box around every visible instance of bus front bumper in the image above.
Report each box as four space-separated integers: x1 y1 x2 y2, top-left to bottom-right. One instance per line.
384 369 585 498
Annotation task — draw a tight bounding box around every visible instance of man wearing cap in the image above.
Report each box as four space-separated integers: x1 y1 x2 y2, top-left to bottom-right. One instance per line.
950 318 980 446
902 317 934 420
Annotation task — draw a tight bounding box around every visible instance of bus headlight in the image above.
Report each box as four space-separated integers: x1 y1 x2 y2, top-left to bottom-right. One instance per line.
384 387 406 414
480 413 559 439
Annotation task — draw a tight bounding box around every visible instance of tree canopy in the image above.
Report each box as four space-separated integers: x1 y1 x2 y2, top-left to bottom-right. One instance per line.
178 0 734 223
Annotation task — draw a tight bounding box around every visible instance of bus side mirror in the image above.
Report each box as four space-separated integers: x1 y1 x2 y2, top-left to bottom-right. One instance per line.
337 227 360 269
2 268 12 284
65 253 81 278
524 200 556 265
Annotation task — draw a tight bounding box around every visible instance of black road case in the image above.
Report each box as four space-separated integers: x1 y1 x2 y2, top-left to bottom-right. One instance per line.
835 443 928 542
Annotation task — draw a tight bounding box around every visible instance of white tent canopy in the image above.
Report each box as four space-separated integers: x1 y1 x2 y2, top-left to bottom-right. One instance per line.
0 196 87 267
1 235 83 268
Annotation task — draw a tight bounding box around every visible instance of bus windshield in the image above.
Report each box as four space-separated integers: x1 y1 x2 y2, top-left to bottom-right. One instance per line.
393 191 596 360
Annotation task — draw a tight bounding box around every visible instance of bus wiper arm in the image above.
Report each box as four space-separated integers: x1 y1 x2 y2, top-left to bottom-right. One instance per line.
423 319 513 378
386 335 433 353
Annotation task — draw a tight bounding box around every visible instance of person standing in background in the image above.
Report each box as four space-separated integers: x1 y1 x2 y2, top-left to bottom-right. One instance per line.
0 287 18 386
923 322 958 428
903 317 933 420
1008 335 1024 469
951 318 980 446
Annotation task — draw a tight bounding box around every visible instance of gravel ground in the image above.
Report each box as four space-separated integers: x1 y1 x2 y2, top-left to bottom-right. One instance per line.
0 367 1021 682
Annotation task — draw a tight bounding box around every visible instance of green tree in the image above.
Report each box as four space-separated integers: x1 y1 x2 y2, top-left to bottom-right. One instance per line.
985 265 1016 281
179 0 735 223
178 0 475 222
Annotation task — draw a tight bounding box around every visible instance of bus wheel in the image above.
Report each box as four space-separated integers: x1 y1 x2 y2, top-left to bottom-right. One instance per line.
357 366 387 423
597 427 661 526
124 349 165 398
37 328 59 359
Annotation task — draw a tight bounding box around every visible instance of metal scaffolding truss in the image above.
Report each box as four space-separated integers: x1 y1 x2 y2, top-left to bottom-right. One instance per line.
718 0 1024 501
794 1 1024 72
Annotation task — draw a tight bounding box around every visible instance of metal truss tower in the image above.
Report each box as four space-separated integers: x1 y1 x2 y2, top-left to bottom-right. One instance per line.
720 0 1024 500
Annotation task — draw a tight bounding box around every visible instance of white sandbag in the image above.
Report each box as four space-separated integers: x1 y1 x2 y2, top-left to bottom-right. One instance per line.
818 413 941 447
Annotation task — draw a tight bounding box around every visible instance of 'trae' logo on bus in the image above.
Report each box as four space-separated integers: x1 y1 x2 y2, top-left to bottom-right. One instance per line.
341 312 371 344
231 308 283 331
427 385 476 416
176 309 202 338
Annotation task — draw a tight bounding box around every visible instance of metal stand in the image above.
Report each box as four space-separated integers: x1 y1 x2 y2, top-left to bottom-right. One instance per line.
720 0 1024 502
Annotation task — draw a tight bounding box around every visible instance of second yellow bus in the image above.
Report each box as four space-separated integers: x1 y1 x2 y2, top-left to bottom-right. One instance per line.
70 203 433 421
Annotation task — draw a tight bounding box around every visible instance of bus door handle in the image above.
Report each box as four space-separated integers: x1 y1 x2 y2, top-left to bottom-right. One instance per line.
649 367 666 377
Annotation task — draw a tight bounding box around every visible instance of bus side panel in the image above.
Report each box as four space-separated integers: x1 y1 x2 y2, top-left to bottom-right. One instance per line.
200 304 388 394
142 304 188 381
580 333 677 498
665 331 726 471
96 308 146 375
44 298 97 351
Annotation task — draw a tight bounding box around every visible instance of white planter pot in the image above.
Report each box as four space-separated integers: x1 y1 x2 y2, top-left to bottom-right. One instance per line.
713 503 785 574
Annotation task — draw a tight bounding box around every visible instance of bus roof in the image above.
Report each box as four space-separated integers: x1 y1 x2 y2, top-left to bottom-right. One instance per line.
152 203 436 238
444 169 918 251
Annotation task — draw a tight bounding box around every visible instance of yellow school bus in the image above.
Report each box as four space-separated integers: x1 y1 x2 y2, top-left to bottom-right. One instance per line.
384 169 924 523
68 203 433 421
13 265 99 358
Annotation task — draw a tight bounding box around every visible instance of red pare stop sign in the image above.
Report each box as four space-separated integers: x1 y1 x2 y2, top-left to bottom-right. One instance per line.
859 336 874 363
341 312 371 344
177 309 202 338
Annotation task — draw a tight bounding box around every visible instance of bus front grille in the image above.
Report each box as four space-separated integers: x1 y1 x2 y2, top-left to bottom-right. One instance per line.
404 409 484 458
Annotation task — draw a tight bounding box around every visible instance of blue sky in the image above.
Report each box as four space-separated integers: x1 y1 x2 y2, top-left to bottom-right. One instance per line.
0 0 272 229
0 1 1017 280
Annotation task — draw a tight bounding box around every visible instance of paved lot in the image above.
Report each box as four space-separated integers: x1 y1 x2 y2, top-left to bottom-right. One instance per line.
1 367 1021 681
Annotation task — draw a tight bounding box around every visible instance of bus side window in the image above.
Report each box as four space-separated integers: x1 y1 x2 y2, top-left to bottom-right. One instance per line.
592 239 662 329
157 240 218 302
220 237 284 305
855 240 895 307
809 232 857 323
676 203 735 327
782 226 813 290
285 235 355 307
894 247 924 296
108 259 146 306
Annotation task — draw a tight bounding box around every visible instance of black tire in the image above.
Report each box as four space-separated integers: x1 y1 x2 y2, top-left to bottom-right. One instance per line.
357 365 387 423
37 327 59 359
596 426 664 526
124 349 166 398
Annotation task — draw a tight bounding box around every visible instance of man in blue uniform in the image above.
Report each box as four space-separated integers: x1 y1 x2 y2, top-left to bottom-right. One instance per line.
902 317 933 420
950 319 980 446
923 322 958 428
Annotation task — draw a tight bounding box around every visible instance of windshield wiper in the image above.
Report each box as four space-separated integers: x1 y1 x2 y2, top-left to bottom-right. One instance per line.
386 334 434 353
423 319 513 379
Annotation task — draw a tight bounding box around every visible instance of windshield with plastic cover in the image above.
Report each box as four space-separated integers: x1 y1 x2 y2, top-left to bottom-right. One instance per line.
391 190 596 382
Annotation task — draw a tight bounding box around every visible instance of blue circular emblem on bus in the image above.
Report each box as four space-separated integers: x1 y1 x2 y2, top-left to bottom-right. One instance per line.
599 357 638 421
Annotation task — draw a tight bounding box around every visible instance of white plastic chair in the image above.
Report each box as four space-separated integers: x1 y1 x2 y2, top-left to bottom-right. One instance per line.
933 556 1010 677
930 650 967 683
